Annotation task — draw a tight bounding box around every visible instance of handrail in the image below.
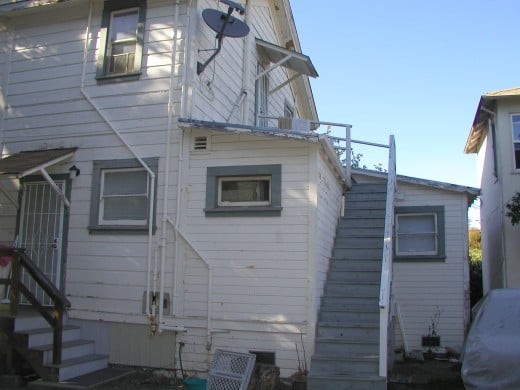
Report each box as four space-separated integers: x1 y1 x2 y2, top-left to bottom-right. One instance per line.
378 135 396 377
0 247 70 365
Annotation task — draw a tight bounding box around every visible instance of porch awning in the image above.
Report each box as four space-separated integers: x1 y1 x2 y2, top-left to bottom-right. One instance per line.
0 148 76 177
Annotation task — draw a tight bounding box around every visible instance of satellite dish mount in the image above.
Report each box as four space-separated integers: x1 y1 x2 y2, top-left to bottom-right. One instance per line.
197 0 250 75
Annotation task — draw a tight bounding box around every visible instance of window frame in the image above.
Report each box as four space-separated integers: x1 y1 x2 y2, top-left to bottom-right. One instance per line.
394 206 445 262
255 63 269 127
89 157 158 234
205 165 282 217
96 0 146 83
511 114 520 171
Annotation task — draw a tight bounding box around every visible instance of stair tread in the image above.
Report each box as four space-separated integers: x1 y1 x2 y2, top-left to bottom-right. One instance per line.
30 339 94 352
15 324 79 335
46 354 107 369
312 353 379 361
318 321 378 327
316 336 378 344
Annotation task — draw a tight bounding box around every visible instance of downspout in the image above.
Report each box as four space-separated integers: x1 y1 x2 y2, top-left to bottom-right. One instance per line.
81 0 156 320
240 0 252 124
0 17 13 153
158 0 181 333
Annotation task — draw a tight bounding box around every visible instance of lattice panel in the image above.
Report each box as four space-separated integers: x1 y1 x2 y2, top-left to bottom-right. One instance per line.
207 350 256 390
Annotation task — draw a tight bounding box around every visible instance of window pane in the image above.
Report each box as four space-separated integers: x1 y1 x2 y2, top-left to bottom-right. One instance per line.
221 180 270 202
515 143 520 170
398 234 436 253
398 214 435 233
103 196 147 221
111 10 138 42
103 170 148 195
513 115 520 141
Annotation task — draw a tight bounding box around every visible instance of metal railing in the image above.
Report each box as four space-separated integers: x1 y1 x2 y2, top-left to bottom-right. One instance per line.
0 247 71 365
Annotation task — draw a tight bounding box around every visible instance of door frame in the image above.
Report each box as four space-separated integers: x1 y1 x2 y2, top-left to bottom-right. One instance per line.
16 173 71 296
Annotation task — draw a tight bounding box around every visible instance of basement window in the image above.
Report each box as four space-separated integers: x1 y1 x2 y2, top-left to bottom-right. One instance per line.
205 165 282 217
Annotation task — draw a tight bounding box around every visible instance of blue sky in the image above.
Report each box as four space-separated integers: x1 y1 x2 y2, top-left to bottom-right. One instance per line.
291 1 519 190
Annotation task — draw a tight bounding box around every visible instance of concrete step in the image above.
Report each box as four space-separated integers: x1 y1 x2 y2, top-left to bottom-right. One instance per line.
317 322 379 340
310 354 379 375
47 354 109 382
307 373 386 390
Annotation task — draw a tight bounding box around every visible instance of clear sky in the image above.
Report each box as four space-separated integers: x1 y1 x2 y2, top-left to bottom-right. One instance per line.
290 0 519 191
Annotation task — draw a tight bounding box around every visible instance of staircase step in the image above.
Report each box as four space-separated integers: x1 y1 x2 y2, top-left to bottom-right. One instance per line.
344 209 385 218
336 227 385 238
345 190 387 200
346 184 387 193
339 217 385 229
319 309 379 323
47 354 109 382
307 373 386 390
332 248 382 259
329 259 382 271
31 339 95 365
334 237 383 249
325 281 380 297
317 322 379 339
315 337 379 356
27 366 136 389
17 325 81 348
310 354 379 375
328 269 381 283
344 200 387 210
321 295 379 307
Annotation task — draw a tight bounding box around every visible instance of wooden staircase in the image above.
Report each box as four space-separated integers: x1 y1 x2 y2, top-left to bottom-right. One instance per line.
2 309 109 383
307 183 388 390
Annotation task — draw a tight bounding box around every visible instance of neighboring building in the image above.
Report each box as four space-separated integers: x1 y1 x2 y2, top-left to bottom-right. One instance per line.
465 87 520 292
0 0 477 388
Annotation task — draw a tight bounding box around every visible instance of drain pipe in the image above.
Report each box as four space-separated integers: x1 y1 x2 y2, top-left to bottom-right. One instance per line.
157 0 181 333
240 0 252 124
81 0 156 320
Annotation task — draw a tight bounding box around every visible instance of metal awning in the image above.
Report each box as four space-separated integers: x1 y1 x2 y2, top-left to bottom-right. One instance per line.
255 38 318 94
0 148 77 208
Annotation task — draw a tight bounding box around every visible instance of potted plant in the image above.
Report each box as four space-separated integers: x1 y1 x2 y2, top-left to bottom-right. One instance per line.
422 306 441 357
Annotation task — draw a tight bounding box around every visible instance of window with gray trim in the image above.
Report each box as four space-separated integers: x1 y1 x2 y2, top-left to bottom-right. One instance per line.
394 206 445 262
89 158 158 233
96 0 146 83
205 165 282 217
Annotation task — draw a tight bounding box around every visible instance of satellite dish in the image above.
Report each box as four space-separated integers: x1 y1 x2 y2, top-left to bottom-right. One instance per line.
197 1 250 75
202 8 250 38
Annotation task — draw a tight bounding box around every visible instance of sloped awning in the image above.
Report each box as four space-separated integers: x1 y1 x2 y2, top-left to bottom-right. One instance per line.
0 148 77 208
255 38 318 94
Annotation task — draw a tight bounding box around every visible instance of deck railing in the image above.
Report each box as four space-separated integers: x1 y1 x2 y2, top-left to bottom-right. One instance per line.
0 247 71 365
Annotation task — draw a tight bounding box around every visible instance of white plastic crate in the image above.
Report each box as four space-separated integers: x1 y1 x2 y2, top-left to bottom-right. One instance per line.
207 349 256 390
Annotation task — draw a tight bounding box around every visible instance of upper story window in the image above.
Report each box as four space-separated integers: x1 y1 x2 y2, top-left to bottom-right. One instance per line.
394 206 445 262
96 0 146 83
255 63 269 127
511 114 520 170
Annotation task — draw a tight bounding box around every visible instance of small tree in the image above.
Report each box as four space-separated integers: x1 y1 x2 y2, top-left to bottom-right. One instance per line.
506 192 520 225
469 228 482 307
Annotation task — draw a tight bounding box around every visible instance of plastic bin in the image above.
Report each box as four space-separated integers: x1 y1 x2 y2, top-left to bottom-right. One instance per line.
184 378 207 390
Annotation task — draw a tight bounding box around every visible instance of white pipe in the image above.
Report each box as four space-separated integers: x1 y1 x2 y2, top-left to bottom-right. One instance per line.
240 0 252 124
81 0 156 317
0 19 13 152
158 0 180 333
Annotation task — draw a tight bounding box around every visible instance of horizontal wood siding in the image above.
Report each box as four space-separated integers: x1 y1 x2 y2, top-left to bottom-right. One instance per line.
392 181 469 352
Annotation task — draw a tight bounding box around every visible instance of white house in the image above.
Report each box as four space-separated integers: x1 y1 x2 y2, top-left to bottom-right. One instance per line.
0 0 477 388
465 87 520 292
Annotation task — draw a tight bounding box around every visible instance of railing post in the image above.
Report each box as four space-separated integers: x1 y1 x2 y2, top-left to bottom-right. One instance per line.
53 304 64 365
9 252 21 317
345 125 352 180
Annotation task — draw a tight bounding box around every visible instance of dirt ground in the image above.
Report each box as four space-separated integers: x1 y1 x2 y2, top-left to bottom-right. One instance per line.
388 358 465 389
